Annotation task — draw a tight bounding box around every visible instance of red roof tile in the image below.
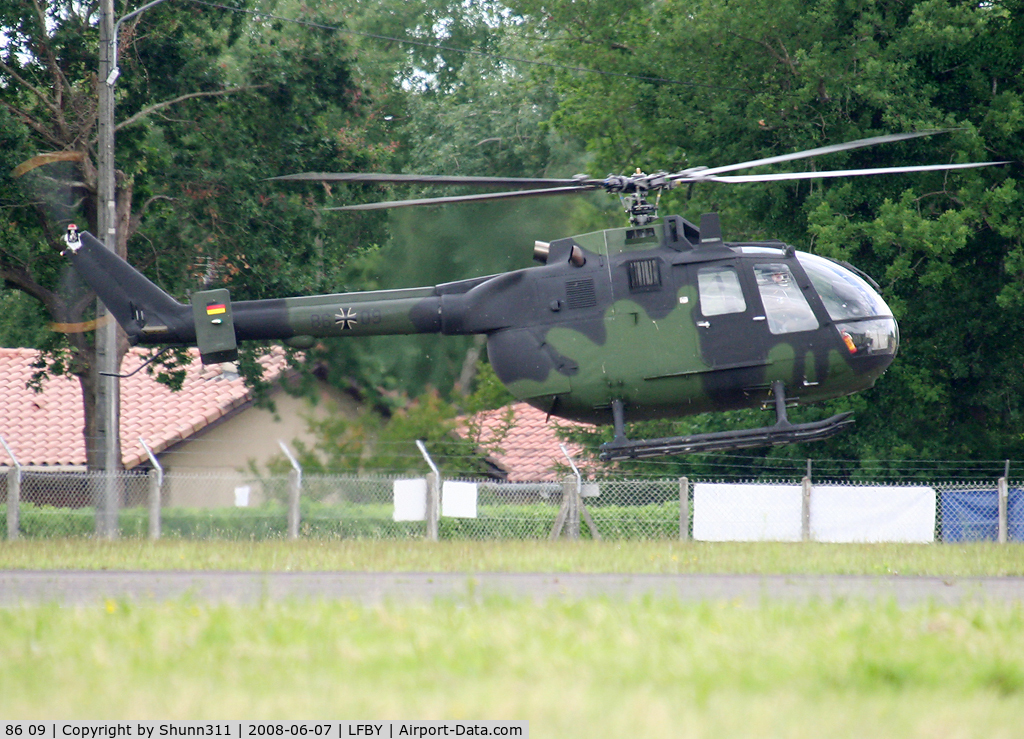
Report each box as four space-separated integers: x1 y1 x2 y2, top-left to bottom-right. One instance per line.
466 402 595 481
0 347 288 468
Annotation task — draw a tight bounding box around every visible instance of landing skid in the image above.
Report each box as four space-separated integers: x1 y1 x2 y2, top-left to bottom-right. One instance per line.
599 382 854 461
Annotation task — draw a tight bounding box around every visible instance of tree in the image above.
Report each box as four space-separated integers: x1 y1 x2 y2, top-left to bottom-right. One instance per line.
296 0 588 406
509 0 1024 473
266 360 516 477
1 0 389 468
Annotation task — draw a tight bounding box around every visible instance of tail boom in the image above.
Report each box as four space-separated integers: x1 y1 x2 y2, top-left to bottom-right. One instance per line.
65 231 451 362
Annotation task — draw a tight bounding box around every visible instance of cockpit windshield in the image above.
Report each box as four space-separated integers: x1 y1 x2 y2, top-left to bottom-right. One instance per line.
796 252 892 321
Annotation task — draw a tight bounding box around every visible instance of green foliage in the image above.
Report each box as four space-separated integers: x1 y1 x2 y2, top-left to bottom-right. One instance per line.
0 290 50 348
2 499 683 540
260 358 516 477
2 503 96 538
464 359 516 411
304 0 590 399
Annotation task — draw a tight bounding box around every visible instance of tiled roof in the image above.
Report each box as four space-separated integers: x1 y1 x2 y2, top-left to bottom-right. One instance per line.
466 402 595 481
0 347 289 468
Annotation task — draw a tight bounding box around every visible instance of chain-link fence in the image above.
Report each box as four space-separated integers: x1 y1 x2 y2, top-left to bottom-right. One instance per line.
3 466 1022 542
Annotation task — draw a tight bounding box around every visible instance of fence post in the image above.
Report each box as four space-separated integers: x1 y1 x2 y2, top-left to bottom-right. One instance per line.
2 437 21 541
998 460 1009 545
6 467 20 541
549 477 570 540
279 441 302 540
287 469 301 539
679 477 690 542
425 472 440 541
566 475 580 540
801 459 812 542
560 444 599 540
147 469 161 540
140 438 163 540
416 441 440 542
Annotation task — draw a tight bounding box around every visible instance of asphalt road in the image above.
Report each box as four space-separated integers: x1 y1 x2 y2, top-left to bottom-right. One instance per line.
3 571 1024 606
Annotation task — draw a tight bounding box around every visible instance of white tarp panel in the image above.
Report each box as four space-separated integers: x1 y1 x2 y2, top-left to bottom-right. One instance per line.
393 478 427 522
811 485 936 543
693 483 803 541
442 481 479 519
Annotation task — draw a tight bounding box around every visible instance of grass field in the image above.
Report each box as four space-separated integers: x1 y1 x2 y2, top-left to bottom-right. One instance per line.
1 538 1023 575
2 539 1023 734
2 598 1023 734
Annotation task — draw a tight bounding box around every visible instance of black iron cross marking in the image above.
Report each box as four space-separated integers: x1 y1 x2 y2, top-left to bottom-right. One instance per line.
335 307 358 330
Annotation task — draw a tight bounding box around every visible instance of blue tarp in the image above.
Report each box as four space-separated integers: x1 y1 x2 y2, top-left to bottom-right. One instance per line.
940 488 1024 542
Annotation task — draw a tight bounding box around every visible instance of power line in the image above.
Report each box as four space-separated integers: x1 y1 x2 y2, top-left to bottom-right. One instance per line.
184 0 744 93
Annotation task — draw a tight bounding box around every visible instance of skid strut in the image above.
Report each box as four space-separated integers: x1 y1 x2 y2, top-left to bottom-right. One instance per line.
599 382 853 461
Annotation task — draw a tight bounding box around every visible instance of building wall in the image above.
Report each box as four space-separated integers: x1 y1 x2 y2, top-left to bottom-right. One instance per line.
159 382 361 508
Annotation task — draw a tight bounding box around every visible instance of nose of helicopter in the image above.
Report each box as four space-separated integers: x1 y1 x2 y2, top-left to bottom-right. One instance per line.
796 251 899 365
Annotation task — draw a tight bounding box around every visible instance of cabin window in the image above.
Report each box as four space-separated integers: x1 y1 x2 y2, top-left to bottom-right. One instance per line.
754 264 819 334
697 266 746 316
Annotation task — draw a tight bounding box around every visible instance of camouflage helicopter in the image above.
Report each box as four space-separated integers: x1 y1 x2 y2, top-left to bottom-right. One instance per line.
64 130 1005 460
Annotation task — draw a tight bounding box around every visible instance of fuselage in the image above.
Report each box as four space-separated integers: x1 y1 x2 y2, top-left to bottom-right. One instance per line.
453 217 899 425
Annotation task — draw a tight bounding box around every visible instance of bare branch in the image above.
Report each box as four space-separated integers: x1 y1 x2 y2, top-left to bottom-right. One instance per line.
0 99 65 149
12 150 86 178
113 86 265 134
30 0 75 113
0 264 57 310
127 194 175 239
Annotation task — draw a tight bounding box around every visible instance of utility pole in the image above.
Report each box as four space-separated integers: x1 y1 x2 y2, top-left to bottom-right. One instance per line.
96 0 120 538
94 0 174 537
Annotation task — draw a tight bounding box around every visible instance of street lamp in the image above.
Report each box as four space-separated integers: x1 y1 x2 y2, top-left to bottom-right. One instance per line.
106 0 174 86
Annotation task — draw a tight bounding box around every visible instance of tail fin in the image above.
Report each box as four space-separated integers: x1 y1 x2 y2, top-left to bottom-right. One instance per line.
64 232 194 344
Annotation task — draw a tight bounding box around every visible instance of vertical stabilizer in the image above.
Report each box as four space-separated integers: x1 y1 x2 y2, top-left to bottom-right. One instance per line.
64 231 194 344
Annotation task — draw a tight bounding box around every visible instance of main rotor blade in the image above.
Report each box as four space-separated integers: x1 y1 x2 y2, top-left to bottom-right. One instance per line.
697 160 1008 184
323 185 599 211
682 129 955 180
270 172 593 188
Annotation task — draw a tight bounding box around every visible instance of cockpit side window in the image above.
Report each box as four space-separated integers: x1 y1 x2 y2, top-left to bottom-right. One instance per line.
697 266 746 316
795 252 893 321
754 263 819 334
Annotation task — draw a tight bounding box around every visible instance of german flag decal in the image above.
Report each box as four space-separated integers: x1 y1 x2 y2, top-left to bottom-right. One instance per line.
206 303 227 315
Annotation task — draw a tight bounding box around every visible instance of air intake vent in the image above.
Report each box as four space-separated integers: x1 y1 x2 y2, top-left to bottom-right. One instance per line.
565 279 597 309
626 227 657 242
627 259 662 291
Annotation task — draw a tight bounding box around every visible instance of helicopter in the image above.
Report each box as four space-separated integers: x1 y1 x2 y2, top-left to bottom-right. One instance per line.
63 130 1006 461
